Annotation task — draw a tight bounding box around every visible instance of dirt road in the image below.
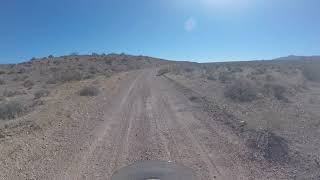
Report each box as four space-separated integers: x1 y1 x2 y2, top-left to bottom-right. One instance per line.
0 69 288 180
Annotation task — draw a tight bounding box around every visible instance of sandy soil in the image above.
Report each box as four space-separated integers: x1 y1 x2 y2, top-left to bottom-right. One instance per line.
0 69 290 180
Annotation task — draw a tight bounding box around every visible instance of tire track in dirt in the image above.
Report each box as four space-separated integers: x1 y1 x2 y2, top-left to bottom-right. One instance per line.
148 73 221 180
125 71 171 163
55 71 143 180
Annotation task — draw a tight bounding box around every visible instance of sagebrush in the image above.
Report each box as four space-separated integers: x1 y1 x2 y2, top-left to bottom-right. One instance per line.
79 86 99 96
0 101 24 120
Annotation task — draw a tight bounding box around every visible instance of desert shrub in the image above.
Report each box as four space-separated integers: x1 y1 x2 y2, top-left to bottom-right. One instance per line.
0 101 24 120
0 70 6 75
23 80 34 88
207 75 216 81
46 79 57 84
0 79 5 85
157 68 169 76
265 74 275 81
21 75 29 81
34 89 50 99
53 70 83 83
17 68 26 74
224 80 258 102
184 68 194 73
53 60 61 65
79 86 99 96
3 90 20 97
246 130 289 163
82 74 94 80
89 66 98 74
263 83 289 102
301 62 320 82
104 71 112 78
12 76 20 81
7 70 15 75
252 67 267 75
218 72 233 83
105 60 112 65
230 67 243 73
49 67 59 72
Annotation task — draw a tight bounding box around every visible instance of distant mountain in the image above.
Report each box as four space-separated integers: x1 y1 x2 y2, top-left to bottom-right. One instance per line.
274 55 320 61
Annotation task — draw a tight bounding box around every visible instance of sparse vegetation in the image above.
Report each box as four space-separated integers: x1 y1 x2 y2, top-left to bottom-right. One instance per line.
52 70 83 83
206 74 216 81
263 83 289 102
265 74 275 81
218 71 232 83
0 101 25 120
0 79 5 85
247 130 289 163
49 67 59 72
12 75 22 81
17 68 26 74
301 62 320 82
34 89 50 99
23 80 34 89
224 80 258 102
79 86 99 96
157 68 169 76
3 90 21 97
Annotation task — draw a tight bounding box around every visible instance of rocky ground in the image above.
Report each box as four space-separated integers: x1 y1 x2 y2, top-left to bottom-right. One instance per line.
0 55 320 179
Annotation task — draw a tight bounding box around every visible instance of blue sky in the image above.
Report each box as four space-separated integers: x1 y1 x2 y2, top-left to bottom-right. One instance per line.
0 0 319 63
